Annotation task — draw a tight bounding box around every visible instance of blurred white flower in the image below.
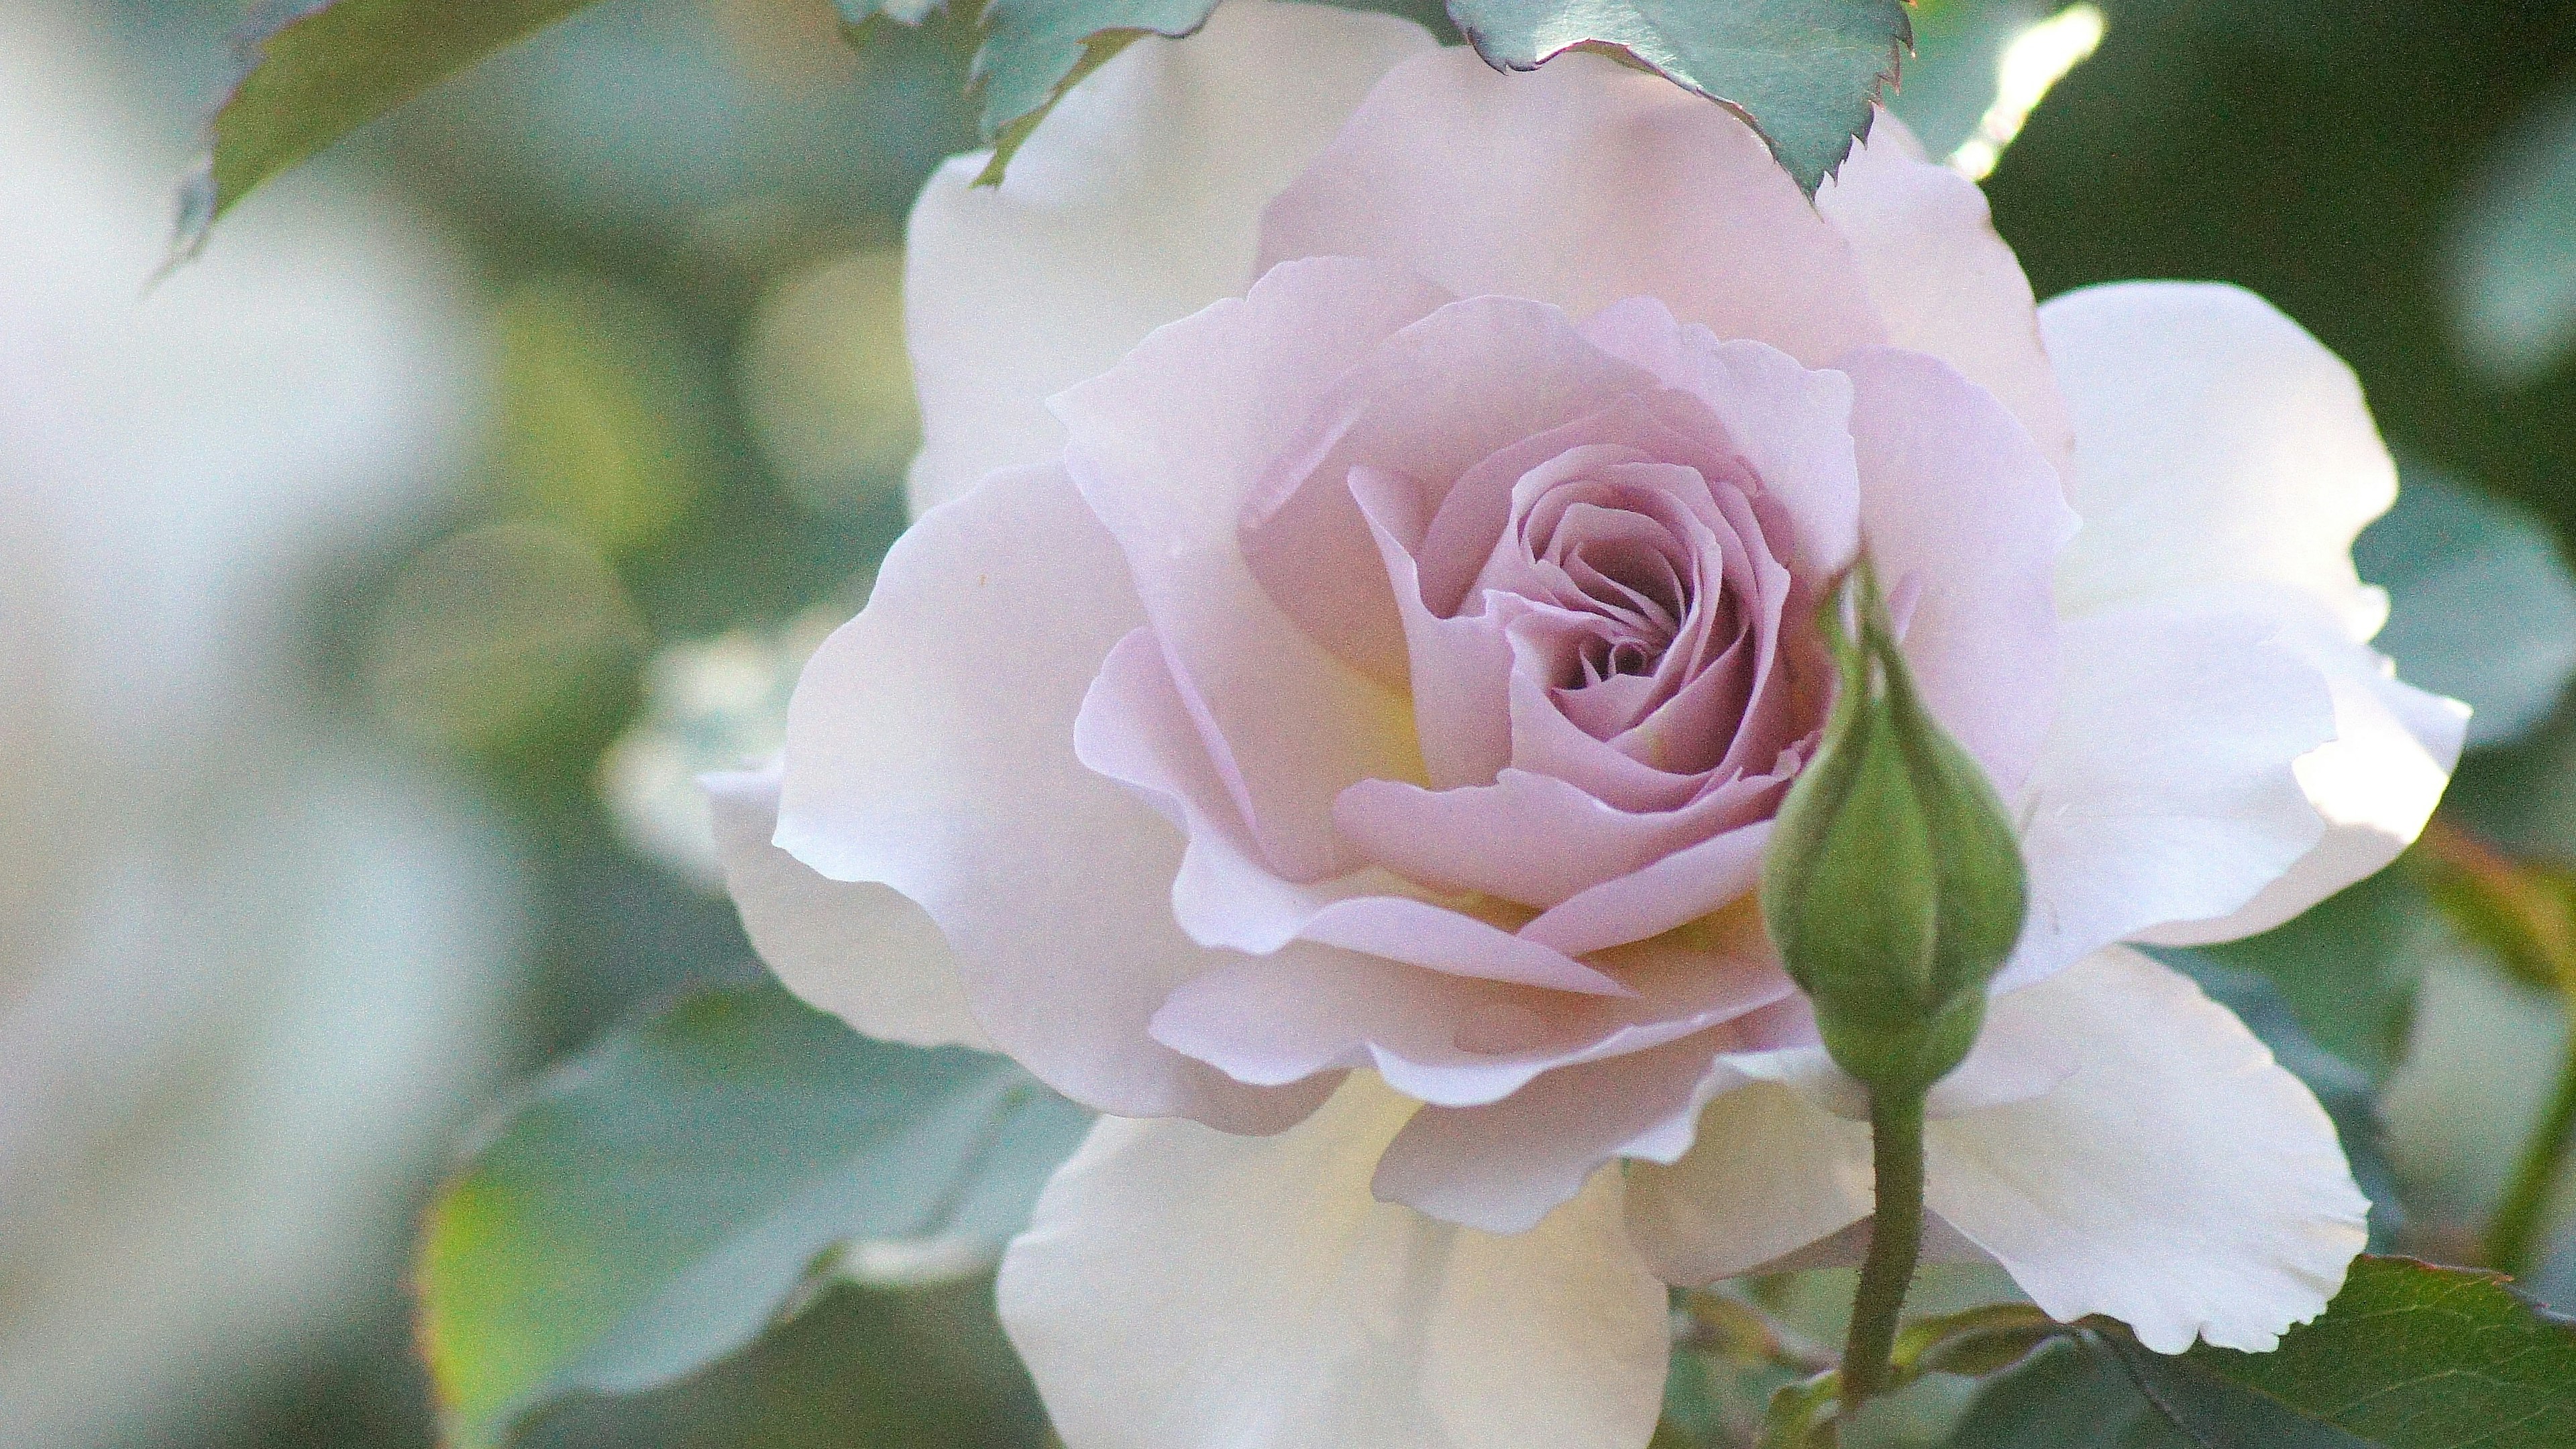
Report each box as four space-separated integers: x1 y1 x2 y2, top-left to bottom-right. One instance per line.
602 610 837 886
0 7 522 1446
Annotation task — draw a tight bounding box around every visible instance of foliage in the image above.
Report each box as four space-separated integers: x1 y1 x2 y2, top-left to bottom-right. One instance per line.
2358 469 2576 749
187 0 1912 254
178 0 600 256
1949 1259 2576 1449
416 979 1089 1448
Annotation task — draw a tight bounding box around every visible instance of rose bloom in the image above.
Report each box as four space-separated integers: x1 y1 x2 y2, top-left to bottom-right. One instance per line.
710 3 2465 1444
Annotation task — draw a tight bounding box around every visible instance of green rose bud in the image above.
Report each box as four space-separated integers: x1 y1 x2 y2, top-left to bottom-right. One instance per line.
1760 562 2029 1097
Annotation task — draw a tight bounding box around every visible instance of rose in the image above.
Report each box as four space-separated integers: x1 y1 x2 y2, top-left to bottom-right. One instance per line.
706 3 2467 1445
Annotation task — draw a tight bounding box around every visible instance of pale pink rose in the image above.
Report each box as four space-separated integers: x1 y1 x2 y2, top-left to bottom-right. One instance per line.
708 4 2467 1445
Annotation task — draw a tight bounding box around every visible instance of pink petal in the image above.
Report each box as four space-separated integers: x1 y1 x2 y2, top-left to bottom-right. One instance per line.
1258 48 1885 364
1844 346 2076 794
1077 621 1627 996
1816 110 2074 479
1055 256 1450 882
773 466 1318 1132
1150 936 1788 1111
1239 296 1663 684
1579 297 1864 577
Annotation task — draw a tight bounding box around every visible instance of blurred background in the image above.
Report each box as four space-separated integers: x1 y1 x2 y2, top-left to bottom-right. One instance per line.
1 0 2572 1446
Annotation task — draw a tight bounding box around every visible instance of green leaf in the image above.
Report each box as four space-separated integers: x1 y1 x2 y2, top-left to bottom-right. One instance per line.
969 0 1225 182
1945 1336 2193 1448
1446 0 1911 193
178 0 607 258
2127 1259 2576 1447
1946 1260 2576 1449
417 978 1091 1449
513 1277 1050 1448
2160 954 2406 1252
2357 469 2576 750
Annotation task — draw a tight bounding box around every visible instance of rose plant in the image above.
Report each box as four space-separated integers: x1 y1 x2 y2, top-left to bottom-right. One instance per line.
703 2 2465 1443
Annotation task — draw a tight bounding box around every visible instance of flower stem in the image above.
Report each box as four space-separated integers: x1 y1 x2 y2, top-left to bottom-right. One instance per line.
1841 1083 1928 1411
2486 1029 2576 1277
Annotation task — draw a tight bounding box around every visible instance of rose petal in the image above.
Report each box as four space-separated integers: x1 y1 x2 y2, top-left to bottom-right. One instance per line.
1241 296 1662 686
705 761 989 1051
2041 281 2396 642
902 1 1434 512
1057 256 1450 881
1843 345 2076 794
1150 938 1786 1110
1578 298 1864 577
998 1075 1669 1449
2004 602 2336 989
1334 768 1772 910
1816 109 2074 476
1364 985 1826 1236
1077 625 1629 996
1520 819 1774 957
1623 1079 1876 1285
2141 592 2467 945
1927 949 2369 1354
1259 48 1884 365
773 465 1313 1131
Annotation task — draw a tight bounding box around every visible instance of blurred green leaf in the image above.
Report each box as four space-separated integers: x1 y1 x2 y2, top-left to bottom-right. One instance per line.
2181 867 2439 1083
1448 0 1909 193
178 0 605 256
2447 78 2576 386
417 979 1091 1448
513 1276 1049 1449
494 276 712 557
363 522 648 761
2358 470 2576 750
1946 1260 2576 1449
2163 955 2406 1251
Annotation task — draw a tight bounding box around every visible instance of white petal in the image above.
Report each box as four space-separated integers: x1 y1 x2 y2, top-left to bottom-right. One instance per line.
2042 282 2397 641
1926 949 2369 1354
1623 1079 1875 1285
2144 602 2467 944
704 762 990 1050
1817 109 2074 475
773 465 1309 1131
902 1 1435 514
1000 1075 1669 1449
2004 601 2334 989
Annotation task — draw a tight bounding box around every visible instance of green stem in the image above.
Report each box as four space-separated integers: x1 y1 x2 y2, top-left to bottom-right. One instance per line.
2487 1030 2576 1277
1841 1083 1928 1410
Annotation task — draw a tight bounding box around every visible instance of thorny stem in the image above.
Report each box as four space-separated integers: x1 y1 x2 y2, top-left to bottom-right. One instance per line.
2487 1032 2576 1278
1840 1084 1927 1411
